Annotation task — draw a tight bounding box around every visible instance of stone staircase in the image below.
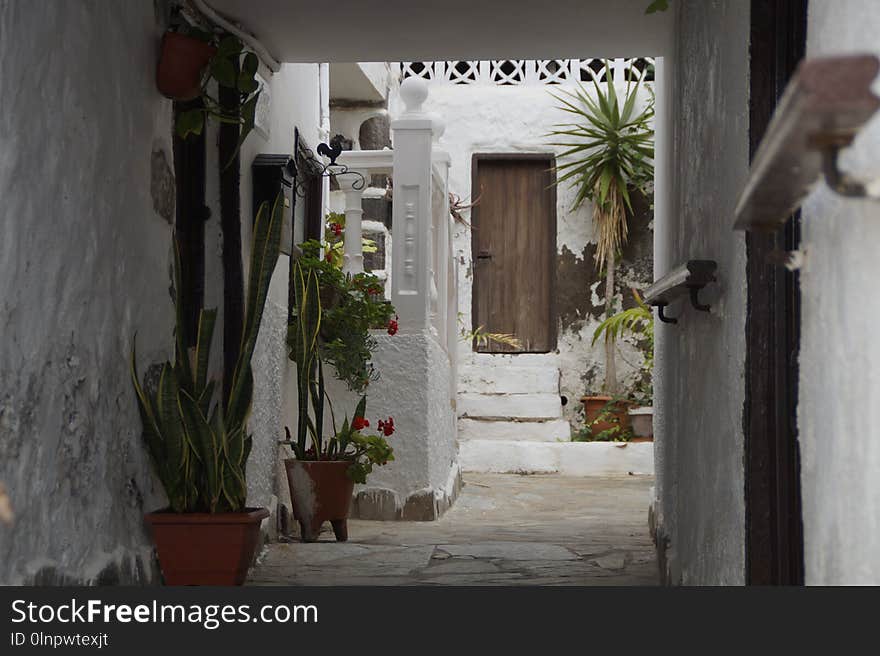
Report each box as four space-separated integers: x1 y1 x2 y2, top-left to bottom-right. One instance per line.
457 355 571 472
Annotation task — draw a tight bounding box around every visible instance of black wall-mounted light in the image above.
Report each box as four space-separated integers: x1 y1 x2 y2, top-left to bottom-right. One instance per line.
643 260 718 324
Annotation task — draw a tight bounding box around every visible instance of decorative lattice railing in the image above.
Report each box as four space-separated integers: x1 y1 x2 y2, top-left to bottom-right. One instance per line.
399 58 655 86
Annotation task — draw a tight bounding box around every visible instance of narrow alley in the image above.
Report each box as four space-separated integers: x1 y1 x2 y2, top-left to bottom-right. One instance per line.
249 474 657 586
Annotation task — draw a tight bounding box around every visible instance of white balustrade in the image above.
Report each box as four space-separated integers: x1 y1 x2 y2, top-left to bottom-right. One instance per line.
331 77 458 371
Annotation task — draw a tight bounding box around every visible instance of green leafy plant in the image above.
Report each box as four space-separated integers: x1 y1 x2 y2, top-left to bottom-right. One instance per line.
175 32 261 164
130 194 284 513
592 289 654 403
284 260 395 483
322 212 379 270
645 0 671 13
547 60 654 394
572 397 635 443
295 239 395 393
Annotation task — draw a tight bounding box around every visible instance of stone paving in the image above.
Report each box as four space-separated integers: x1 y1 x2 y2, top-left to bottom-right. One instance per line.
248 473 658 586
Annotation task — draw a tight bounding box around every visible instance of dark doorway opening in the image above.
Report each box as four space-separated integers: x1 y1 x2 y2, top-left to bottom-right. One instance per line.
745 0 807 586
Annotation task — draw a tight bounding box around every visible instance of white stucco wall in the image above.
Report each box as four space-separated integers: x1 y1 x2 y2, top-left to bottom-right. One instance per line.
0 1 173 584
800 0 880 585
0 2 322 583
655 0 750 585
387 80 654 426
236 62 322 534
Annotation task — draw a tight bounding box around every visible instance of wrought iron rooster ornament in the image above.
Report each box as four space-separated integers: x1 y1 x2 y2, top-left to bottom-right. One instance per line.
316 141 343 165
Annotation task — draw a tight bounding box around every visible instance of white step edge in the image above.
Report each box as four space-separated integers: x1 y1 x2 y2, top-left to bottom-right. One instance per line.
459 440 654 476
458 418 571 442
458 393 562 420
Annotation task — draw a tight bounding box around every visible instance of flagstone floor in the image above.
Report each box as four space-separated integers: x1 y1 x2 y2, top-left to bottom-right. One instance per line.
248 473 658 586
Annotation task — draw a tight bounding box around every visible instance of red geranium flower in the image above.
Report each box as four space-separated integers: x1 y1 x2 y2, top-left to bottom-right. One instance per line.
352 416 369 431
330 222 342 237
387 316 399 336
378 417 395 436
325 251 333 263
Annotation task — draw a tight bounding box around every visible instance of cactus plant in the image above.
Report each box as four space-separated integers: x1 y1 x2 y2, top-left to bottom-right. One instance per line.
131 194 284 513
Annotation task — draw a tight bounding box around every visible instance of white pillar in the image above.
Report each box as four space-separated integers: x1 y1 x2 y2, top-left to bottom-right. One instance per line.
339 173 365 275
391 77 434 332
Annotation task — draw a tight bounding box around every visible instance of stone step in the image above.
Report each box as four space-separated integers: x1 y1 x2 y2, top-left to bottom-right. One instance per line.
459 440 654 476
458 418 571 442
464 352 560 369
459 365 559 395
458 393 563 420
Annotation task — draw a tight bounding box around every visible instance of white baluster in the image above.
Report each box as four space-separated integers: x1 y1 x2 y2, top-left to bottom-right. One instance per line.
339 173 366 275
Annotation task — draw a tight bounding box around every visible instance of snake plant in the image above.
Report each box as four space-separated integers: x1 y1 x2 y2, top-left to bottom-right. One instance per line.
131 194 284 513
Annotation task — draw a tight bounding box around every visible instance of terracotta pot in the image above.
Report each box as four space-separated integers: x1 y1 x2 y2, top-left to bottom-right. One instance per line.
144 507 268 586
156 32 216 101
580 395 633 437
284 460 353 542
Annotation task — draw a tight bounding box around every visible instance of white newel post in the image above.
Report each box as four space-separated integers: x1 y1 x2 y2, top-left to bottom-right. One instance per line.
339 173 366 275
391 78 434 332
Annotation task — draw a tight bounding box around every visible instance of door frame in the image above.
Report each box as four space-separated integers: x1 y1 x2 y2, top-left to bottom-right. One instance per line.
470 153 557 353
745 0 807 585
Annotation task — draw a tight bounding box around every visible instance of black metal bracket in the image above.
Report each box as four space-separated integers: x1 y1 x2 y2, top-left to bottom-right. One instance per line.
689 286 711 312
656 303 678 324
294 140 365 198
645 260 718 326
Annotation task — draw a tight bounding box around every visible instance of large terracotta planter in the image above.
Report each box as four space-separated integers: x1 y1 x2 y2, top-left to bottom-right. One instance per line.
156 32 216 101
284 460 353 542
144 507 268 585
580 395 632 438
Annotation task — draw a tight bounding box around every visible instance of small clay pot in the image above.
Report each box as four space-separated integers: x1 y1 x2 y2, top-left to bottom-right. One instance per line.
284 460 354 542
580 395 633 437
628 406 654 441
156 32 216 101
145 507 268 585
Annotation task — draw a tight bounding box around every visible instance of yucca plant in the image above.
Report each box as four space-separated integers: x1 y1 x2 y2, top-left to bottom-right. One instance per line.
548 60 654 394
130 194 284 513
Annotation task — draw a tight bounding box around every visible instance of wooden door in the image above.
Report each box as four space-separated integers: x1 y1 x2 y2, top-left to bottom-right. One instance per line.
471 155 556 353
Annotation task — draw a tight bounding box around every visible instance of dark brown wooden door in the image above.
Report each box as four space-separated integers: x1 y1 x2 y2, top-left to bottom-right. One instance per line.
471 155 556 353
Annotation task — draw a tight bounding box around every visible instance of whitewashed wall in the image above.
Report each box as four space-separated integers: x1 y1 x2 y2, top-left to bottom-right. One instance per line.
800 0 880 584
0 1 321 583
655 0 750 585
236 63 322 538
0 1 174 585
387 80 654 427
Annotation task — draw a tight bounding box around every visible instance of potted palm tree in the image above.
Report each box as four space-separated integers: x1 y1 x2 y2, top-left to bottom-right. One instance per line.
130 194 283 585
548 61 654 429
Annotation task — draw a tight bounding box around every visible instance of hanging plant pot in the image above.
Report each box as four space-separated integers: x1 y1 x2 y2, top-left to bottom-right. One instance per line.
284 460 354 543
156 32 216 101
145 508 268 585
